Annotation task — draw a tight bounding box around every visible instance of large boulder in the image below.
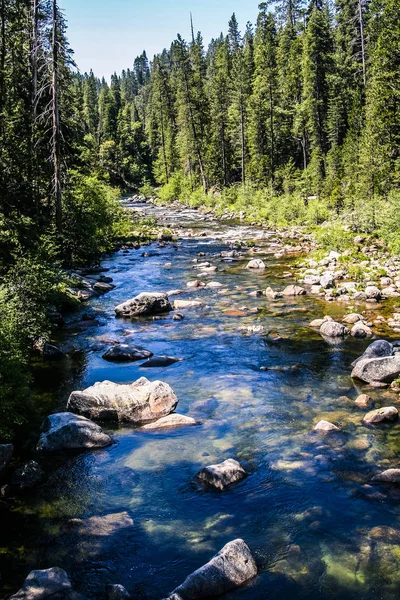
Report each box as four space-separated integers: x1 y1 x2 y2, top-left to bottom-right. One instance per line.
115 292 172 318
102 344 153 362
37 413 112 452
67 377 178 424
320 321 350 338
0 443 13 482
351 355 400 384
10 567 72 599
163 539 257 600
351 340 393 367
362 406 398 424
196 459 248 490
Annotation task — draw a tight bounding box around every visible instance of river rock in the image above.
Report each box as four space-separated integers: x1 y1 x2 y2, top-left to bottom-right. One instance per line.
11 460 44 489
37 413 113 452
0 444 13 482
187 280 206 288
343 313 364 324
365 286 382 301
206 281 223 289
320 272 335 288
173 313 185 321
10 567 72 599
309 319 324 327
115 292 172 318
163 539 257 600
93 281 115 294
196 458 248 490
106 584 131 600
352 355 400 383
282 285 306 296
141 414 197 430
102 344 153 362
372 469 400 483
313 420 339 432
67 378 178 423
304 274 320 285
351 322 372 338
174 300 203 309
246 259 265 270
140 356 183 368
320 321 350 338
352 340 394 367
355 394 373 408
362 406 398 424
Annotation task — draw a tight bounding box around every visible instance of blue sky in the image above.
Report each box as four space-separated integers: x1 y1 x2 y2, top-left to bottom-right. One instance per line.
60 0 260 79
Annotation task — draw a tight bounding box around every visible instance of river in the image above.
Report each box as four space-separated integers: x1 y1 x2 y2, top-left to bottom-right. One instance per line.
2 200 400 600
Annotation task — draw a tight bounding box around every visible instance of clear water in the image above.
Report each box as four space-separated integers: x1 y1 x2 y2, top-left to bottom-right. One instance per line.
2 202 400 600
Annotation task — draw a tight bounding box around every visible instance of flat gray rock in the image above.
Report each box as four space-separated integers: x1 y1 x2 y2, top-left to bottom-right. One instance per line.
352 355 400 383
37 413 112 452
67 377 178 424
141 414 197 430
115 292 172 318
372 469 400 483
196 458 248 490
163 539 257 599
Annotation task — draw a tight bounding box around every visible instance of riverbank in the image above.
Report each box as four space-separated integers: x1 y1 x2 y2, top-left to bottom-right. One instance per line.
1 199 400 600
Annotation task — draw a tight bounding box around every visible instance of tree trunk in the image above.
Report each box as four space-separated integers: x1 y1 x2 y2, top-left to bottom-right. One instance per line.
159 87 169 183
183 68 207 192
240 99 245 186
52 0 62 232
358 0 367 86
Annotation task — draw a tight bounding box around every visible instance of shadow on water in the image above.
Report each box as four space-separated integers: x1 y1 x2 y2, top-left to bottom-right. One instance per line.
2 203 400 599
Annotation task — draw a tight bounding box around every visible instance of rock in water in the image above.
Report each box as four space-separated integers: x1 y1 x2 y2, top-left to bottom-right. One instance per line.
0 444 13 482
102 344 153 362
36 413 112 452
141 414 197 430
320 321 350 338
10 567 72 599
115 292 172 318
163 539 257 599
67 377 178 424
106 584 131 600
351 340 394 367
372 469 400 483
313 420 339 432
351 355 400 383
362 406 398 424
11 460 44 489
140 356 183 368
282 285 306 296
246 259 265 270
196 458 248 490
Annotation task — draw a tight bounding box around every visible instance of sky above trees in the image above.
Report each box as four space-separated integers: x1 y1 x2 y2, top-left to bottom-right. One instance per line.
60 0 260 78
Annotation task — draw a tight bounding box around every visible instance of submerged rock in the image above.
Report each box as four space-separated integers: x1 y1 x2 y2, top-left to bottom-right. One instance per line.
174 300 203 309
102 344 153 362
355 394 373 408
196 458 248 490
140 356 183 368
163 539 257 600
0 444 13 482
10 567 72 599
37 413 112 452
115 292 172 318
362 406 398 424
313 420 339 432
67 377 178 424
11 460 44 490
106 584 131 600
93 281 115 294
372 469 400 483
140 414 197 430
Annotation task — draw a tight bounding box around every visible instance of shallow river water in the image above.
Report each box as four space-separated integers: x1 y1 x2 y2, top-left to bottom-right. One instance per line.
2 201 400 600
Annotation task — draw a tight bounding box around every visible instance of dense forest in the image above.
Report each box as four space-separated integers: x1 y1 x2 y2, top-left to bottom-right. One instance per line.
0 0 399 439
